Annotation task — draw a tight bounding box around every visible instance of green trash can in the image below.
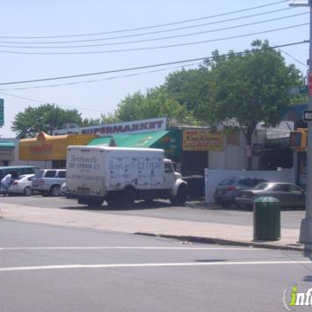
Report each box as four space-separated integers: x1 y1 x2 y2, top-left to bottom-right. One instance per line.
253 196 281 241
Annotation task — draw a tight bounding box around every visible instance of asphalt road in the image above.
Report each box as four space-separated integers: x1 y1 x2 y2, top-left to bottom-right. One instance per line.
0 194 305 229
1 220 311 312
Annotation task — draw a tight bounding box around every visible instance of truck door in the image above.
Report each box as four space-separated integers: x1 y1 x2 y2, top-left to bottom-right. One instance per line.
164 161 175 189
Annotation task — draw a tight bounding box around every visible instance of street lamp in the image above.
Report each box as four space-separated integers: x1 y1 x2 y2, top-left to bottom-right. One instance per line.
289 1 312 244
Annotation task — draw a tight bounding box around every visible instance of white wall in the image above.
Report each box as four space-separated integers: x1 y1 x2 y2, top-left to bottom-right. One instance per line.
204 167 295 204
209 128 267 170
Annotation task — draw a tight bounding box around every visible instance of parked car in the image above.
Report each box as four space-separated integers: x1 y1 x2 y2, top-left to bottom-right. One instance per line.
32 169 66 196
214 177 267 207
235 182 305 210
8 174 34 196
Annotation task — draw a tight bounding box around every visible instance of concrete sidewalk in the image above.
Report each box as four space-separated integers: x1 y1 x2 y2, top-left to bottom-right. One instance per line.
0 202 306 251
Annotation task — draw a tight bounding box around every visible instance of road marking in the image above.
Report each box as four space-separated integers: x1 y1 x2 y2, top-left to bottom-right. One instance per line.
0 260 311 273
0 246 261 251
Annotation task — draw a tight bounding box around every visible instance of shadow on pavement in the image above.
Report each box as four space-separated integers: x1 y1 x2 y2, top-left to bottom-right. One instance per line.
60 200 172 212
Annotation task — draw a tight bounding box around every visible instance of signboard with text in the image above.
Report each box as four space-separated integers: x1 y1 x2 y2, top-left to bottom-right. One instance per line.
182 130 223 151
52 117 167 136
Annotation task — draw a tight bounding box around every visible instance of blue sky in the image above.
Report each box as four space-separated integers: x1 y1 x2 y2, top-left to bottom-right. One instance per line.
0 0 309 138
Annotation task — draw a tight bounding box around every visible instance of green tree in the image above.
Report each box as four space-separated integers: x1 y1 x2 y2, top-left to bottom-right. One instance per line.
111 87 197 125
11 103 84 138
199 40 303 169
114 91 145 121
81 117 102 127
164 67 210 117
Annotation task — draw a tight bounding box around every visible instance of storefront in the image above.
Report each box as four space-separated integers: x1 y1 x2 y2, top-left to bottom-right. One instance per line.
180 129 223 175
0 141 15 166
18 118 225 177
19 132 96 168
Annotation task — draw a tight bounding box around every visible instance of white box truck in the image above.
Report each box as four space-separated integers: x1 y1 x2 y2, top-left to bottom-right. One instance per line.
66 146 188 208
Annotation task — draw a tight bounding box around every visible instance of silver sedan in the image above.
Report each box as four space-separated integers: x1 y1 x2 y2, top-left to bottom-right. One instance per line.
8 174 34 196
235 182 305 210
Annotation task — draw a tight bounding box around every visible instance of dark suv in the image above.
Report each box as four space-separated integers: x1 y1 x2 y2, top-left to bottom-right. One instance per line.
214 177 267 208
32 169 66 196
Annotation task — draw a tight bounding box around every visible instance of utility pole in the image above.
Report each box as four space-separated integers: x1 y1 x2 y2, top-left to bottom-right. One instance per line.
290 1 312 244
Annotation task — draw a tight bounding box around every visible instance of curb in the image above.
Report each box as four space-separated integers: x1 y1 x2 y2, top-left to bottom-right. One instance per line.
134 232 306 251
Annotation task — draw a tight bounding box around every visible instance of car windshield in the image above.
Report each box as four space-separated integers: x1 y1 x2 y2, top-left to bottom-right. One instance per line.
34 170 45 178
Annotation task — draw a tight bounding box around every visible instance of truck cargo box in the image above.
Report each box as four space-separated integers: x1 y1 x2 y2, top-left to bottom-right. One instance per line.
66 146 165 197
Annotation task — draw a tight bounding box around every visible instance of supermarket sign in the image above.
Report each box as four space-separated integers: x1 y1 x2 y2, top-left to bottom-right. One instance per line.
53 117 167 136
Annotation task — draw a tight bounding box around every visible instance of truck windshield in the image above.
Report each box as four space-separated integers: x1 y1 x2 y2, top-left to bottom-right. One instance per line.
164 162 173 173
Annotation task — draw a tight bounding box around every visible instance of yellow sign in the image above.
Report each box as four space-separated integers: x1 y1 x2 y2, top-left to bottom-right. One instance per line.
182 130 223 151
19 132 96 160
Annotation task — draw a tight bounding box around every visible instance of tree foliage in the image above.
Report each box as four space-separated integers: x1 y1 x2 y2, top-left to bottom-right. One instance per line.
201 40 303 136
11 104 85 138
198 40 303 169
107 87 198 126
164 67 210 116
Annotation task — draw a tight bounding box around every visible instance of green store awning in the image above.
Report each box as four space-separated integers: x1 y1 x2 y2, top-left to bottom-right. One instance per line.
0 142 14 149
87 136 116 147
113 131 169 148
86 131 180 157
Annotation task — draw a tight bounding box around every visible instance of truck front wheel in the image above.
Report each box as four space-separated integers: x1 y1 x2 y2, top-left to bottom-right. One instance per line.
170 184 188 206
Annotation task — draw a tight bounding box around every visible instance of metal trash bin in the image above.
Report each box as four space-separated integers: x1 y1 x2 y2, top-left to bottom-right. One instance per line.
253 196 281 241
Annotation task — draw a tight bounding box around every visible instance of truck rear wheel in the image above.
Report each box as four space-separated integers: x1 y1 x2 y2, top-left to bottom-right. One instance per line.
87 198 104 209
170 184 188 206
120 187 136 209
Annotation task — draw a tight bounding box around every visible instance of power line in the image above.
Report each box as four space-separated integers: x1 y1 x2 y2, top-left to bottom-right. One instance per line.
0 58 207 86
0 62 201 114
0 90 108 114
0 39 307 116
0 11 306 50
280 49 308 68
0 23 308 56
0 40 308 88
0 1 287 40
0 62 201 91
0 7 292 45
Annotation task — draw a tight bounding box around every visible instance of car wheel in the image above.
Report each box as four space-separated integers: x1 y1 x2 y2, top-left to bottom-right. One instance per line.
23 186 32 196
50 185 61 196
170 184 188 206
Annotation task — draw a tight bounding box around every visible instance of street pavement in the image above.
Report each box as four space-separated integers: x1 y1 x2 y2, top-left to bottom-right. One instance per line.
0 201 308 251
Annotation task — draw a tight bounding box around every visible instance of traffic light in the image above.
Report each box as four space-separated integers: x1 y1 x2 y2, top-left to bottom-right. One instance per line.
289 128 307 150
